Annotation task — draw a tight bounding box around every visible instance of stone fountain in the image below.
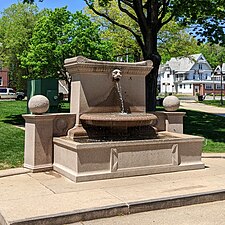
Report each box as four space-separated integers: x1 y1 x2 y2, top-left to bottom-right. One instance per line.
23 56 205 182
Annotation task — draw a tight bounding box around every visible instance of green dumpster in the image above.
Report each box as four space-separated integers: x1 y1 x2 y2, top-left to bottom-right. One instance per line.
27 78 59 113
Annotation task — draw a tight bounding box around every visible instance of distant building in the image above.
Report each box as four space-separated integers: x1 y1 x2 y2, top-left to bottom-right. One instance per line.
0 61 9 87
159 54 216 96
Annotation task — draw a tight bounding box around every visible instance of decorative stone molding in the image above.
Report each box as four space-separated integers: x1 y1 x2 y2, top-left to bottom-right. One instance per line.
110 148 118 172
64 56 153 76
53 114 76 137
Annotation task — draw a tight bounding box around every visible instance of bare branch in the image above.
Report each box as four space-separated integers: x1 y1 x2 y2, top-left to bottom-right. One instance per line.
117 0 138 23
160 13 174 27
84 0 145 51
133 0 148 33
158 0 170 22
120 0 133 8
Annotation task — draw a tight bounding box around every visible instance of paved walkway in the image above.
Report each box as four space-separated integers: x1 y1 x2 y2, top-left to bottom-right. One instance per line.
1 156 225 225
180 100 225 115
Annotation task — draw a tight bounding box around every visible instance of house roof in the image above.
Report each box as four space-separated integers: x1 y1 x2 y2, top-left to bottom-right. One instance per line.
166 53 212 72
214 63 225 74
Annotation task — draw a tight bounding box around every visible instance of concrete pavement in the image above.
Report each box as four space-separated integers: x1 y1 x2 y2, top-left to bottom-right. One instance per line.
1 156 225 225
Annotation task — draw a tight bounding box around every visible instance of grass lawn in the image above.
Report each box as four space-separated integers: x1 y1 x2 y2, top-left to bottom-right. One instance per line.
203 100 225 108
183 109 225 152
0 101 224 170
0 100 26 170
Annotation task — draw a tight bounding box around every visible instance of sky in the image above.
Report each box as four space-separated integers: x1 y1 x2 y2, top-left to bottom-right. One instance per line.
0 0 86 13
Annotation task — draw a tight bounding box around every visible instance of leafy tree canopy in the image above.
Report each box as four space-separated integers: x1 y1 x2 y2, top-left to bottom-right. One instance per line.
85 0 141 62
0 2 39 90
23 0 225 111
20 7 113 81
85 1 200 63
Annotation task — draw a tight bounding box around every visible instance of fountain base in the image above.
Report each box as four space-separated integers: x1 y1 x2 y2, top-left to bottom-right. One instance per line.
53 131 204 182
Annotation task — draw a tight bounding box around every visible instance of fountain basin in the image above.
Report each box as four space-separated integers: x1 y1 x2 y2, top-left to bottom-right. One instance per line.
80 113 157 127
79 113 158 141
53 131 205 183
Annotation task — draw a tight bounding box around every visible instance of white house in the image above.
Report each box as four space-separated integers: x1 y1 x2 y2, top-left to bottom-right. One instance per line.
159 54 213 95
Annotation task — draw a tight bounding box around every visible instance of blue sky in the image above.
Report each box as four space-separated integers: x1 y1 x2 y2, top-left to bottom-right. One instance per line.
0 0 86 13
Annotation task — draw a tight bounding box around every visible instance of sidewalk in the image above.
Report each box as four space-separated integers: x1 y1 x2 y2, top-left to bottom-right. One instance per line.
1 155 225 225
180 100 225 115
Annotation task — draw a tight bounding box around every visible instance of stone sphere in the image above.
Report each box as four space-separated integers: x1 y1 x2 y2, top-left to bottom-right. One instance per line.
163 96 180 111
28 95 49 114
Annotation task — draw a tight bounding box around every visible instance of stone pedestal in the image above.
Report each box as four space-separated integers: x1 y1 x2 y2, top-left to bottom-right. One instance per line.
23 115 53 172
165 112 185 133
23 113 76 172
154 112 186 134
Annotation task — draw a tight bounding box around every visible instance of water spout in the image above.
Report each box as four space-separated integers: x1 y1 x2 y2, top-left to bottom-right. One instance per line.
112 69 125 113
115 81 125 114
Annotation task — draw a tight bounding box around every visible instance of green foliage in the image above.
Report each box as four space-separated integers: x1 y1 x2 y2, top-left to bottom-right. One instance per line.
174 0 225 45
86 2 201 63
0 3 39 90
23 0 225 110
85 0 141 61
199 43 225 69
21 8 113 79
158 20 200 63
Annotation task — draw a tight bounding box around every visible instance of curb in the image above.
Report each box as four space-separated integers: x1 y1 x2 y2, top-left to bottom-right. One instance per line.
5 189 225 225
0 168 30 178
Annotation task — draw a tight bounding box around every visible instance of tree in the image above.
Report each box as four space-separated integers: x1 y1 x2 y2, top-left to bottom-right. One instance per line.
158 20 200 63
23 0 225 111
85 1 200 63
85 1 142 62
0 3 39 90
84 0 221 111
21 8 113 91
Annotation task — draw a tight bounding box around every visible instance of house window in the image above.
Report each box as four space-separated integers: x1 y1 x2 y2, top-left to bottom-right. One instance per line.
179 84 182 89
193 75 195 80
205 84 212 90
216 84 224 89
189 84 192 89
183 84 186 89
167 74 170 78
199 64 203 70
0 77 2 86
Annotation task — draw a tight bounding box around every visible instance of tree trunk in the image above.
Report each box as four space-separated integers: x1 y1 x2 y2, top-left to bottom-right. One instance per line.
145 55 160 112
143 30 161 112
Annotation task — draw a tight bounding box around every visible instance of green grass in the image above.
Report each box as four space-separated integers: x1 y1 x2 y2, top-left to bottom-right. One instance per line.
183 109 225 152
0 101 26 169
202 100 225 108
